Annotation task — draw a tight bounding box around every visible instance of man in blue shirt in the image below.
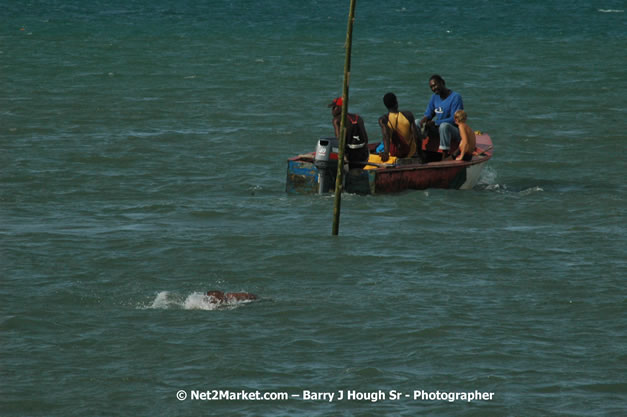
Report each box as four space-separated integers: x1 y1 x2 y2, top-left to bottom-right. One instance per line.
418 75 464 159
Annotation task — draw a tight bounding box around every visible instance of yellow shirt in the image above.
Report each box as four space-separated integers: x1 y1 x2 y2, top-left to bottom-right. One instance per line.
386 112 416 157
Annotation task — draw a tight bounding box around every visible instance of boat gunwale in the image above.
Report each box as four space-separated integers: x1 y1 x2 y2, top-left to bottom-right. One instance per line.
287 149 492 172
288 134 492 173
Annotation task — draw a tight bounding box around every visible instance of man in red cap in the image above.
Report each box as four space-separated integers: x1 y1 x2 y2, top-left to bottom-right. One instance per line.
328 97 370 169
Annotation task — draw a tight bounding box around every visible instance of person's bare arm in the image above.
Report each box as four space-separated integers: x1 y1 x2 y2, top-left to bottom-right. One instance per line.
378 115 391 162
457 124 469 160
332 117 341 139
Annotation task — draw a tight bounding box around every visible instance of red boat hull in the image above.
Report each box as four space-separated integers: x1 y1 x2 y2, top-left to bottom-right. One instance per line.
286 134 493 194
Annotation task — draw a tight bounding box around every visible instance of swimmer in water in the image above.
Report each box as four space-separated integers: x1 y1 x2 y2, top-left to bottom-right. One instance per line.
206 290 257 304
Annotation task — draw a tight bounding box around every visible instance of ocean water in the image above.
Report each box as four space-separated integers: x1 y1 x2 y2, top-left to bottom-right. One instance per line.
1 1 626 416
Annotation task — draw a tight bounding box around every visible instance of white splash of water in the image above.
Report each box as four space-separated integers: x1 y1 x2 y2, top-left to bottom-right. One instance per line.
182 292 223 310
144 291 253 311
478 165 497 186
148 291 176 309
518 186 544 196
485 183 508 192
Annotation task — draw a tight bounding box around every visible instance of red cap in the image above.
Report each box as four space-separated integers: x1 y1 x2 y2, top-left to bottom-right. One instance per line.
328 97 343 107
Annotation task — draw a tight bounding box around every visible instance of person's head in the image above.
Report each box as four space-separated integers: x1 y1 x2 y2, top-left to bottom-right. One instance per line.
383 92 398 111
429 74 446 95
454 110 467 123
328 97 343 117
207 290 225 300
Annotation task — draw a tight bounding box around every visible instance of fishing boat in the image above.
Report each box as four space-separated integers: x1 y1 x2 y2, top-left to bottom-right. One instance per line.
286 133 493 195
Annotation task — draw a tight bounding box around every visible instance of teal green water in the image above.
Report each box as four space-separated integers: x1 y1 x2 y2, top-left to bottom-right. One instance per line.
2 1 626 416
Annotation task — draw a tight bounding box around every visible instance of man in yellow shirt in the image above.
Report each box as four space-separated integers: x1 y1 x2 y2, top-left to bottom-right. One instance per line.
377 93 423 162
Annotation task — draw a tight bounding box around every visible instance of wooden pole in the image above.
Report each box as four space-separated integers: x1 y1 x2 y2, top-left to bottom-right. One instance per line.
332 0 357 236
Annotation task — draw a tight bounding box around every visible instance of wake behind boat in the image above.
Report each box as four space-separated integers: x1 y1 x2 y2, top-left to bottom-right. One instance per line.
286 132 493 195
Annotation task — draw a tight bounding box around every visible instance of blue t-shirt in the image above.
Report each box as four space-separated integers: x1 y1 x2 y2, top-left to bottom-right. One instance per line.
424 91 463 126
